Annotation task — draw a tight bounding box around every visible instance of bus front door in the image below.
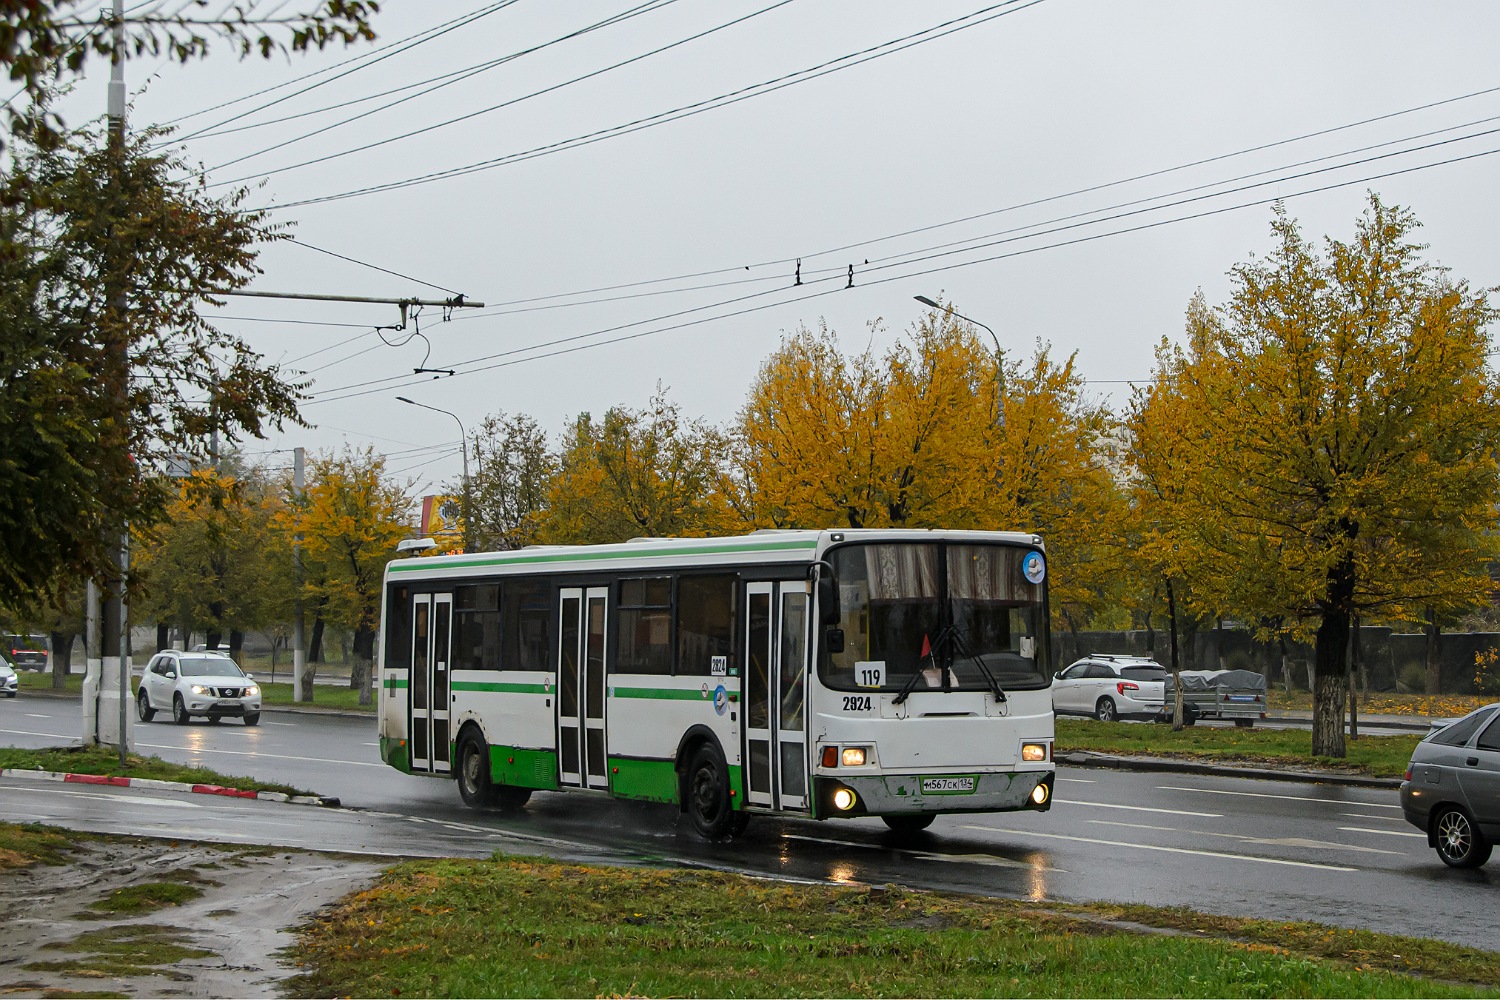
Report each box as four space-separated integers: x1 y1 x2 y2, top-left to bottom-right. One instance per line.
744 581 809 811
558 587 610 791
409 591 453 774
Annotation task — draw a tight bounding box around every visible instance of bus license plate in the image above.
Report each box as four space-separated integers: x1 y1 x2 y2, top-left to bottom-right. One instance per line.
921 776 976 794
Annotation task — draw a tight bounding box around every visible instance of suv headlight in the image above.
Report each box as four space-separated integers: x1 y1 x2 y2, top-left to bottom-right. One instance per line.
190 685 209 695
244 685 259 697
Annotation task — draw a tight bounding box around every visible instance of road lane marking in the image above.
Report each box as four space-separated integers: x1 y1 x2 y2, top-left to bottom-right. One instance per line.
1341 812 1406 821
1158 785 1402 808
1338 826 1426 839
962 824 1357 871
266 722 295 727
38 787 204 808
0 726 73 739
24 713 51 718
134 741 384 768
1053 800 1221 818
1057 777 1095 784
1083 819 1403 855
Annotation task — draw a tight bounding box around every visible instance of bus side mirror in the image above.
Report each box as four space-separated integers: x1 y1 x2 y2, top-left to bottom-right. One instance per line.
825 628 845 655
812 561 839 625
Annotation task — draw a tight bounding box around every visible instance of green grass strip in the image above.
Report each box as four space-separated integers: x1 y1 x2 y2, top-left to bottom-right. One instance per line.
0 745 314 797
287 856 1498 998
1055 719 1419 778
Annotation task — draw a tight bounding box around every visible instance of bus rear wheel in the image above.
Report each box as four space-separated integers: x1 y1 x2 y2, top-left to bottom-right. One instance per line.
882 814 936 836
456 729 499 809
686 741 736 840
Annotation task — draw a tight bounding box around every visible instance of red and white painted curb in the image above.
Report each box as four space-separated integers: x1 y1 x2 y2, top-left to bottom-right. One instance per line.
0 767 338 806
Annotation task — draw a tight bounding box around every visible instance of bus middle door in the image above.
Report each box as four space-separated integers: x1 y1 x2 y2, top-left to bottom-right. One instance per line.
557 587 610 791
744 581 809 811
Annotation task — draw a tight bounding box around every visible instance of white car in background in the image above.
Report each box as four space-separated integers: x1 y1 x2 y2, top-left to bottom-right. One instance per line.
136 650 261 726
0 660 17 697
1052 655 1168 722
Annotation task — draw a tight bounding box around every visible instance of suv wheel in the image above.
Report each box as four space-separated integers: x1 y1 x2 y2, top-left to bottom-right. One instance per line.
1094 697 1117 723
136 690 155 723
1435 806 1493 868
172 694 191 726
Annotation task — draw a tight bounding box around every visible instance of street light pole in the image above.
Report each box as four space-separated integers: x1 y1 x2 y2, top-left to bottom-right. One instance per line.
396 397 471 553
915 295 1005 427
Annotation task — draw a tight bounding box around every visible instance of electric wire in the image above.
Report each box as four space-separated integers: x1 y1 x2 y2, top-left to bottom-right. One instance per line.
256 0 1046 206
184 0 681 153
286 238 463 296
207 0 803 187
303 141 1500 406
161 1 520 145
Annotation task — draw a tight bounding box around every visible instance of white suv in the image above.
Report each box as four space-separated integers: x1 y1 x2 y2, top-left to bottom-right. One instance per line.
1052 655 1168 722
137 650 262 726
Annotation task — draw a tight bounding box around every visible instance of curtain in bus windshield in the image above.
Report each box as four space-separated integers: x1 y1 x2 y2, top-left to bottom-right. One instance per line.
825 543 1047 692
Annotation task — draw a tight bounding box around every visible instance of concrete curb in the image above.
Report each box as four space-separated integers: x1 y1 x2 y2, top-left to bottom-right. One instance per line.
0 766 342 807
1059 751 1404 789
12 686 375 720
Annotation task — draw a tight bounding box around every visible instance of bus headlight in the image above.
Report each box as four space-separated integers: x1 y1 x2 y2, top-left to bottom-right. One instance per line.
832 787 856 811
841 747 868 767
1021 742 1048 762
1030 783 1050 806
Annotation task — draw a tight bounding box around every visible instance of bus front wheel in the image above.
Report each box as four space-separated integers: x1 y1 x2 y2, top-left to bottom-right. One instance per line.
883 814 936 836
686 741 736 840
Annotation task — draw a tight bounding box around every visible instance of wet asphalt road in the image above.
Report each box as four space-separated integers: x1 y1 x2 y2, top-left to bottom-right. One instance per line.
1 696 1491 951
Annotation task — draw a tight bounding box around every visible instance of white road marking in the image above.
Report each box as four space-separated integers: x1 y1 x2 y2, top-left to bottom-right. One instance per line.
134 741 384 768
0 726 73 739
963 824 1358 871
1158 785 1402 808
24 713 50 719
1053 800 1221 818
1338 826 1426 839
1341 812 1406 821
265 722 295 727
41 787 203 808
1057 777 1095 784
1084 820 1403 856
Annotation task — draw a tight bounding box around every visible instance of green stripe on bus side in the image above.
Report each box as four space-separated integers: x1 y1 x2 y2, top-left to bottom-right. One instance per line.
389 537 817 573
383 677 409 691
489 745 560 790
451 680 549 695
612 687 715 701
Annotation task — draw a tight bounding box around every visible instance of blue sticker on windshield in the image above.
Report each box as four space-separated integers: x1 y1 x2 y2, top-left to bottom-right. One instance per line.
1023 551 1046 585
713 685 728 716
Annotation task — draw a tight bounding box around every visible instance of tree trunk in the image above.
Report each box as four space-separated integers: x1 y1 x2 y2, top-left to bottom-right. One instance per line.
353 626 376 707
155 623 169 654
49 631 72 690
1144 608 1155 656
229 629 243 665
1312 606 1349 758
1167 578 1184 732
1424 606 1442 697
1278 635 1293 696
308 612 325 663
206 629 222 652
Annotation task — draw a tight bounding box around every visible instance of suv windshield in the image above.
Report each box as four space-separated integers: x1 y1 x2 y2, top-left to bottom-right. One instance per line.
178 657 243 677
822 542 1050 693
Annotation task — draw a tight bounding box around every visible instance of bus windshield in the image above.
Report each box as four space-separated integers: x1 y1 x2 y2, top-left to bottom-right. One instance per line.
822 542 1050 693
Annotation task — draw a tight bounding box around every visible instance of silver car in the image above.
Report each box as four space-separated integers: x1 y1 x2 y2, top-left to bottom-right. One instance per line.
136 650 262 726
0 661 16 697
1052 655 1168 722
1400 703 1500 868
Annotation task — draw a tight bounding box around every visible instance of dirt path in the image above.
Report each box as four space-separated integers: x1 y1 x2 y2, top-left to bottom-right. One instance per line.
0 839 383 998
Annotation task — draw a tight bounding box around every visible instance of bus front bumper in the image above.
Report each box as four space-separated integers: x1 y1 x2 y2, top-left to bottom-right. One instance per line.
815 770 1054 818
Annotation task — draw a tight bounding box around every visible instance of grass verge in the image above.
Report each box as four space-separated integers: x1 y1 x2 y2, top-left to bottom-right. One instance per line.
288 856 1497 998
0 821 78 869
1055 718 1418 777
0 744 313 796
81 882 206 917
27 925 214 982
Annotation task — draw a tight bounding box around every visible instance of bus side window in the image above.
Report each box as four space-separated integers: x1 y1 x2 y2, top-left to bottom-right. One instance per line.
384 585 412 671
616 577 672 675
505 579 552 672
453 584 501 670
676 574 737 676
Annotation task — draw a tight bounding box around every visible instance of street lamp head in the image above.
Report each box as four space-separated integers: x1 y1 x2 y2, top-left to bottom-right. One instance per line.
914 295 942 309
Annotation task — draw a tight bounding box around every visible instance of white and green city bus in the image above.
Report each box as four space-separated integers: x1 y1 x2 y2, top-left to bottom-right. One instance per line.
377 529 1056 838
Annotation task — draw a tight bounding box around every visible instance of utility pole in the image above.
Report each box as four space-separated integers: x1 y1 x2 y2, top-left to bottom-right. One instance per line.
85 0 134 761
292 447 307 701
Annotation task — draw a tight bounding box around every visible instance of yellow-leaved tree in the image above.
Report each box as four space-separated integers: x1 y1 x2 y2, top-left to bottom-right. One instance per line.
1139 197 1500 756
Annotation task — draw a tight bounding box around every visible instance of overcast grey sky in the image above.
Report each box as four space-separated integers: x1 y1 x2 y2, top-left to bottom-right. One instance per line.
88 1 1500 494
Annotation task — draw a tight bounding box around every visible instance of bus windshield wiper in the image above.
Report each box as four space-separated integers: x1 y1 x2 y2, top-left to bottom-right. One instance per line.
947 626 1007 704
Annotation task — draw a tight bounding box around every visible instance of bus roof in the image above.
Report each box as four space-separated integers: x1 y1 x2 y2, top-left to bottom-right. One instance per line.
384 528 1043 583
